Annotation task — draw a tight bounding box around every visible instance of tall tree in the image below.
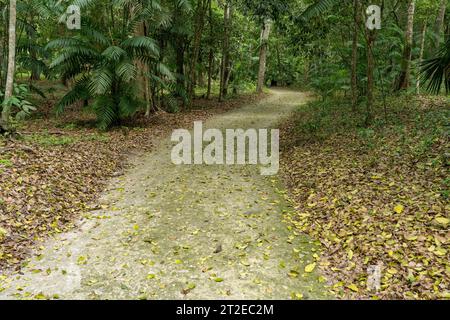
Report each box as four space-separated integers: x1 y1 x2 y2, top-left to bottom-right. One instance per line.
1 0 17 132
395 0 416 91
257 18 271 94
206 0 214 99
433 0 447 49
187 0 210 106
351 0 360 111
219 0 232 101
242 0 288 93
135 21 152 117
416 21 427 95
366 28 375 126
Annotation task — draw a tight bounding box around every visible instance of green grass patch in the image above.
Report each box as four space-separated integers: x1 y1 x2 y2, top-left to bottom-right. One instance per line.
0 159 13 167
25 134 78 146
24 132 110 147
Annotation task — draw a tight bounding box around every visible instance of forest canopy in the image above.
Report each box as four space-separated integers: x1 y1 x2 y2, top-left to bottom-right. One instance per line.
0 0 448 131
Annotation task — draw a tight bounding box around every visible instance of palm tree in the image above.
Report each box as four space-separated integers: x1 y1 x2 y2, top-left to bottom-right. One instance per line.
420 37 450 95
47 2 163 129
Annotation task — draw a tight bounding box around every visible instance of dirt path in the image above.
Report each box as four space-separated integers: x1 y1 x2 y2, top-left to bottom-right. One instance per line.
0 89 330 300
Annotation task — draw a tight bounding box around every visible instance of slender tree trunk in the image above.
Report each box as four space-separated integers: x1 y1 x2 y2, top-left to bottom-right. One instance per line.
222 26 232 97
274 40 282 86
257 19 271 94
395 0 415 91
207 50 214 99
206 0 214 99
416 22 427 95
219 0 232 102
1 0 17 132
176 39 186 88
433 0 447 49
0 33 3 90
351 0 360 111
134 22 152 117
366 30 375 126
187 0 210 106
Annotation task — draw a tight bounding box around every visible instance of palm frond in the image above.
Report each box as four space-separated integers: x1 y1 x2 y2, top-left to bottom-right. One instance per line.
55 77 90 115
300 0 342 21
420 38 450 94
116 62 137 82
102 46 127 61
121 36 160 58
93 95 117 130
89 67 114 95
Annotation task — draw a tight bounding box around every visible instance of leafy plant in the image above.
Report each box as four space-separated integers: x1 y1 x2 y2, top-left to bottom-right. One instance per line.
47 5 162 129
0 84 36 120
420 38 450 94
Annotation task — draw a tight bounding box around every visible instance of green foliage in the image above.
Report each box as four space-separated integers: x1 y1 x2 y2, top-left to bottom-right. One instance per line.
1 0 447 131
291 95 449 161
26 134 77 146
0 84 36 120
25 131 110 146
0 159 13 167
299 0 341 21
310 66 349 100
47 11 160 129
420 38 450 94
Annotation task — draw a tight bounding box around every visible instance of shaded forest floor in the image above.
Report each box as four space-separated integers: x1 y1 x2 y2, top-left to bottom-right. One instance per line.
280 94 449 300
0 87 262 271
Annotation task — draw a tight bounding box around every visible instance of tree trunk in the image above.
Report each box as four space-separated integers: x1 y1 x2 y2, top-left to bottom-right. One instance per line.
206 0 214 99
257 19 271 94
30 51 40 81
366 30 375 126
187 0 210 106
134 22 152 117
433 0 447 49
219 0 232 102
1 0 17 132
416 22 427 95
207 50 214 99
176 39 186 88
351 0 360 111
395 0 415 91
0 32 3 90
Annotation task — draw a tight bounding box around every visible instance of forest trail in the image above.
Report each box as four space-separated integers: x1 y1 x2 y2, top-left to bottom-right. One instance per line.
0 89 330 300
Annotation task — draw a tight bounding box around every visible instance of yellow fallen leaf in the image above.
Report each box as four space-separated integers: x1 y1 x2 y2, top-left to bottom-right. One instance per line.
347 284 359 292
347 249 354 260
304 263 316 273
394 205 404 214
434 247 447 256
435 217 450 226
34 293 47 300
240 260 250 267
294 293 303 300
387 268 398 275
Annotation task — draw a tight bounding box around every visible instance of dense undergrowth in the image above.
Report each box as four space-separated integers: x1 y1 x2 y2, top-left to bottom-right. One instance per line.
280 94 449 299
